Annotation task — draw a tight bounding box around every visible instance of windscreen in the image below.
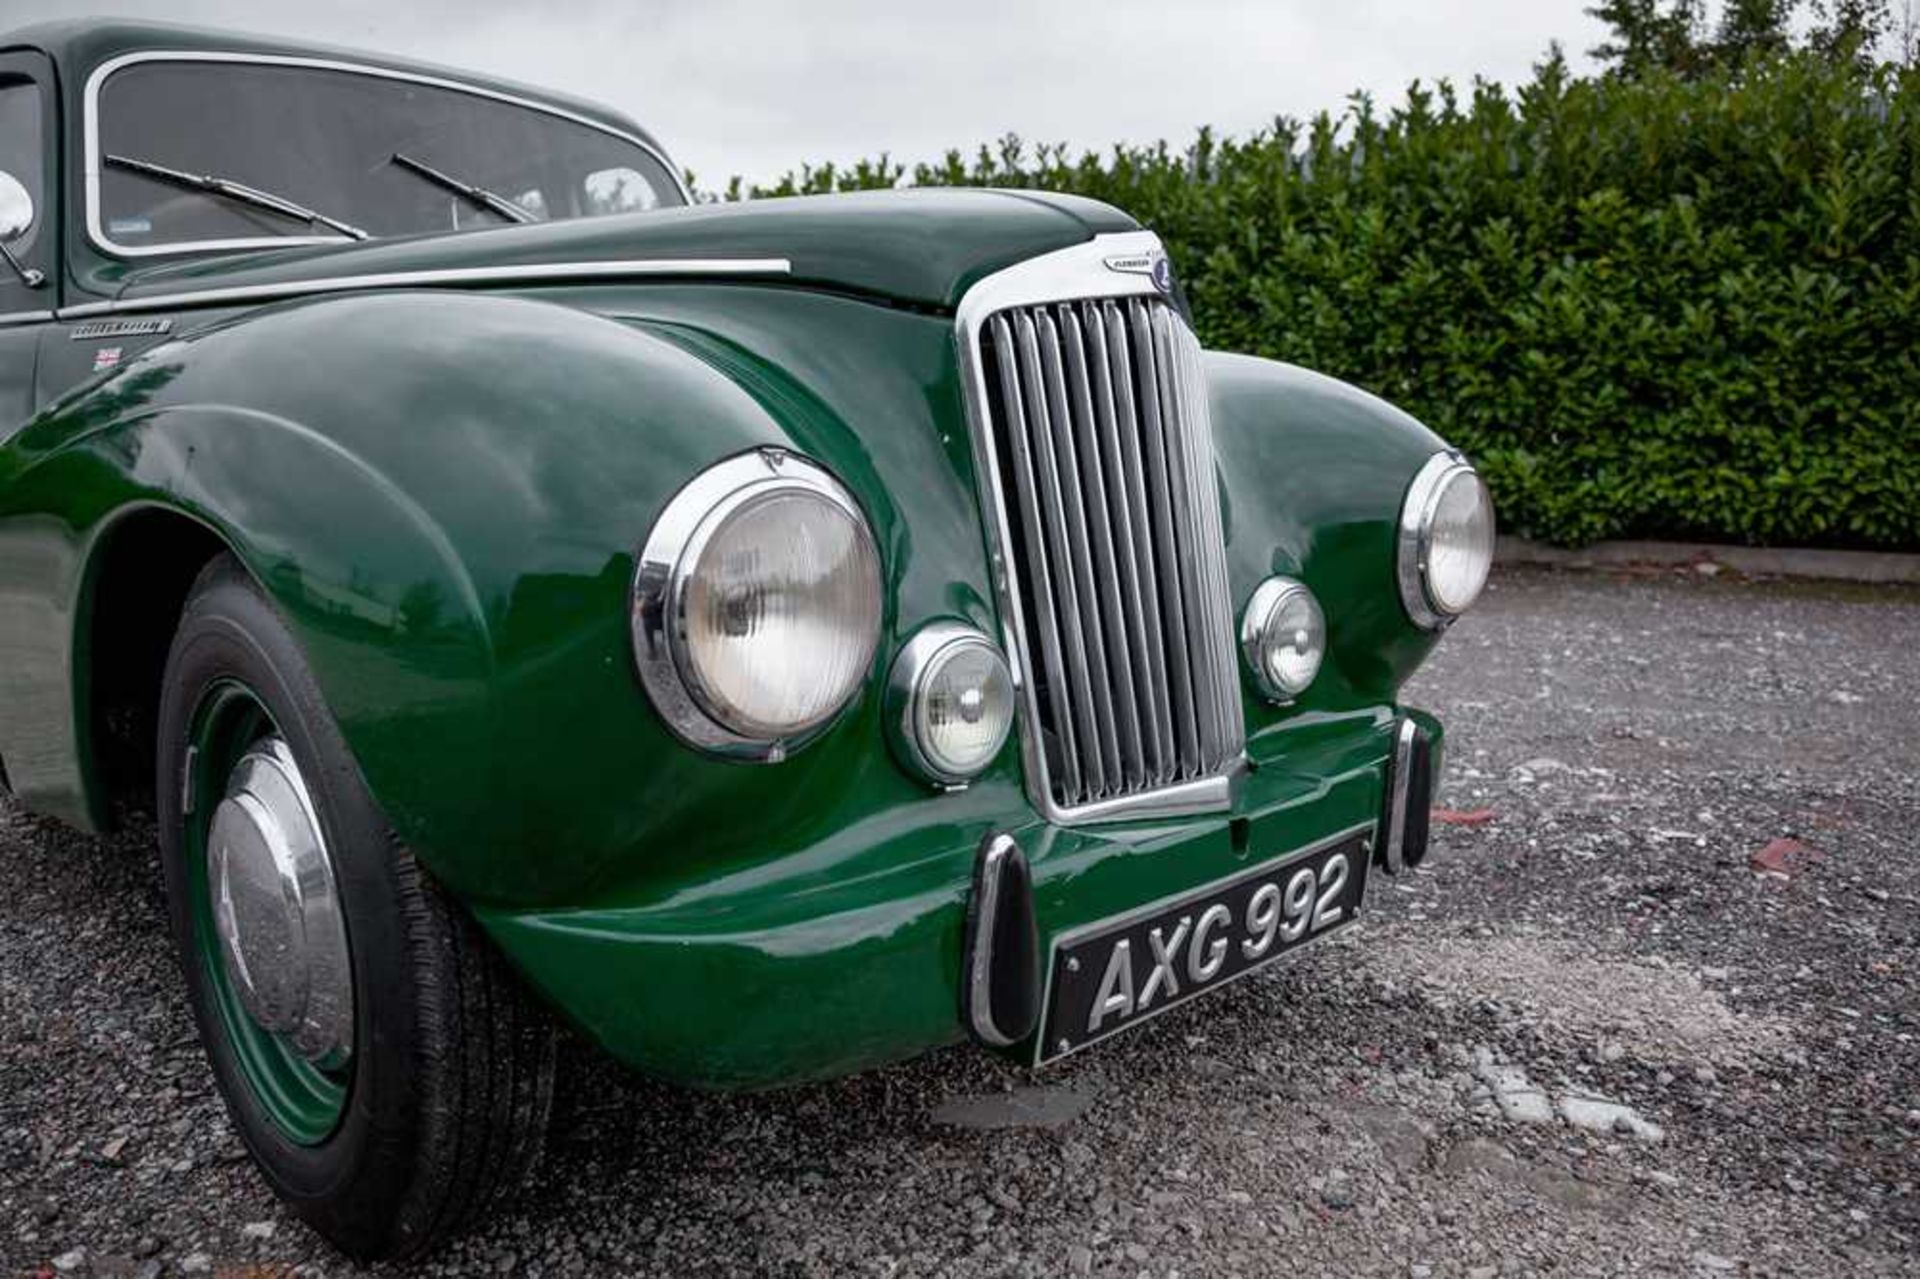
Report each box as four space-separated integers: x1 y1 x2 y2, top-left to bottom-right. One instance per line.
96 59 683 250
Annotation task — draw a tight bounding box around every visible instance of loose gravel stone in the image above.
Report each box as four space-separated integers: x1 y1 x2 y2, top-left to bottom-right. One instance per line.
3 567 1916 1276
1558 1092 1664 1142
928 1086 1091 1130
1474 1058 1556 1125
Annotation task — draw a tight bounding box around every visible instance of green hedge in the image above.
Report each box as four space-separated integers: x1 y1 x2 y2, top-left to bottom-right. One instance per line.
706 53 1920 549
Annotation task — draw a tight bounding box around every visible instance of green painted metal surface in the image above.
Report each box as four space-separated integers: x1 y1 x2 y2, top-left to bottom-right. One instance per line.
0 19 1463 1089
93 190 1139 312
0 278 1451 1084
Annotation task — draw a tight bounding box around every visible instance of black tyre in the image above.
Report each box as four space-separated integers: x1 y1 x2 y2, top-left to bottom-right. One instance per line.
155 555 555 1260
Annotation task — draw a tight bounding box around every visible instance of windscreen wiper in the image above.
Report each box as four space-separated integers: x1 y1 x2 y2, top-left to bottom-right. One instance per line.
104 153 369 241
390 152 537 225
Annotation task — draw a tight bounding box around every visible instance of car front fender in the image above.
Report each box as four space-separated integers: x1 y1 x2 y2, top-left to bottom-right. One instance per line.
0 290 860 901
1205 352 1452 753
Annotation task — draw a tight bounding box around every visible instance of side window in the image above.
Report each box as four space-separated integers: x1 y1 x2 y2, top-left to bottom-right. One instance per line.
583 167 659 217
0 77 42 257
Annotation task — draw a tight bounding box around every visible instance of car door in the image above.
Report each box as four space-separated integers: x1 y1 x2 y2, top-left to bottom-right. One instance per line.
0 49 56 440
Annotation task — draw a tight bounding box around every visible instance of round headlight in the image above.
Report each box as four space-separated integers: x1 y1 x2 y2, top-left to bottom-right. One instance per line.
1398 453 1494 629
1240 577 1325 703
886 623 1015 787
632 450 882 758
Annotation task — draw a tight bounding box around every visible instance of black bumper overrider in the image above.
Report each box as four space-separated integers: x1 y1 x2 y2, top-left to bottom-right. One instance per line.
1377 717 1434 875
962 834 1041 1048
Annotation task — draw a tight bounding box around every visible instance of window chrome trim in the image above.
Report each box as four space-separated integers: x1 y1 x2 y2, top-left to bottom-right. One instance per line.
629 448 879 762
82 49 694 260
1396 450 1482 630
0 309 54 327
954 230 1240 826
51 257 792 320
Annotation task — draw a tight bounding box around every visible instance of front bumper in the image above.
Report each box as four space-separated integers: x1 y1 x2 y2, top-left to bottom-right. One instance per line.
478 707 1442 1090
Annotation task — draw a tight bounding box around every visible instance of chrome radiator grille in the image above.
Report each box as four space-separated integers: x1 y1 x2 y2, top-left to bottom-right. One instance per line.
974 295 1243 814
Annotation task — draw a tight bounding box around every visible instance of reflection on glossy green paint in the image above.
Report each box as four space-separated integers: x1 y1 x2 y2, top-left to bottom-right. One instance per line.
480 711 1440 1089
0 255 1453 1087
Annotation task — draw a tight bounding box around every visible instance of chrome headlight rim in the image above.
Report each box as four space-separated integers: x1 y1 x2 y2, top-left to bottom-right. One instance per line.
885 621 1014 788
1240 575 1325 704
631 448 881 761
1397 451 1492 630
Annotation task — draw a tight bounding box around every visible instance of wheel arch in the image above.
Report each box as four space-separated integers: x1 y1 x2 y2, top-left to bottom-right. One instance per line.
46 397 504 844
4 287 807 900
79 502 233 825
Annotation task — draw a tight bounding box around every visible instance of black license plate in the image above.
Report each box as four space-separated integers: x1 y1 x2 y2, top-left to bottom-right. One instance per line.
1035 829 1370 1065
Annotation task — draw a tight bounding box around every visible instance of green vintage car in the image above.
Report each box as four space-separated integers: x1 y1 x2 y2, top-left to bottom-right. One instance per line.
0 19 1494 1260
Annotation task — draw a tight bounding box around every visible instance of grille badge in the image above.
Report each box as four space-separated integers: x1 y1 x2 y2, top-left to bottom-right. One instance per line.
1102 251 1173 295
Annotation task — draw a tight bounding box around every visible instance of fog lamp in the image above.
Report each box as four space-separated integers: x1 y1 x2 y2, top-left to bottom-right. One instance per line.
887 623 1014 787
1240 576 1325 703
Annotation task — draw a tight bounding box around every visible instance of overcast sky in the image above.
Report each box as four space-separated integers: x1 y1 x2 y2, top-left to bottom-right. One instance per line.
9 1 1606 187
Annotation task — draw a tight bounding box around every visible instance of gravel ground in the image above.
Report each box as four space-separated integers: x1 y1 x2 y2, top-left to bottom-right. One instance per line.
4 565 1918 1277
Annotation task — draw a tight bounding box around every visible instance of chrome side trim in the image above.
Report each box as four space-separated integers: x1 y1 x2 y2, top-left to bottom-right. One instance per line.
53 257 792 319
83 49 693 260
0 309 54 328
955 230 1243 825
1380 717 1419 874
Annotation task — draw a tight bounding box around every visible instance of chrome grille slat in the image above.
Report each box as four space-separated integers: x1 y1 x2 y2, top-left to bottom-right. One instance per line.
990 314 1083 801
1129 299 1202 777
1036 309 1123 794
1174 316 1242 756
1151 304 1229 771
1013 312 1108 798
1079 303 1160 787
977 286 1243 813
1059 305 1146 790
1098 301 1177 785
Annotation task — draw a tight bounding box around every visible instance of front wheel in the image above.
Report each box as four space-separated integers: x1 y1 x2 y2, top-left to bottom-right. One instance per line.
156 555 555 1260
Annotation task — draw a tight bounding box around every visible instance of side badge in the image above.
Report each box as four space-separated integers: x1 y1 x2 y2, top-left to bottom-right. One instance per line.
91 346 123 373
71 318 172 341
1103 250 1175 295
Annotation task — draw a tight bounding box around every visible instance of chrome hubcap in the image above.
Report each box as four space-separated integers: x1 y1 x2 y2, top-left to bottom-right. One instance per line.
207 737 353 1068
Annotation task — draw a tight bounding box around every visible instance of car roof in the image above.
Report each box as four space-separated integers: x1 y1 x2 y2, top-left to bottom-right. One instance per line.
0 17 676 164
